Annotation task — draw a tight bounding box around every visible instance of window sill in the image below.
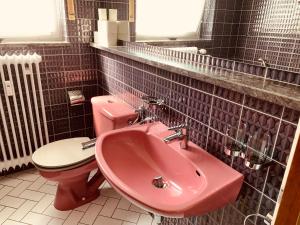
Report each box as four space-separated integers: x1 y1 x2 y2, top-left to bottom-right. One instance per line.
0 41 70 46
135 39 211 46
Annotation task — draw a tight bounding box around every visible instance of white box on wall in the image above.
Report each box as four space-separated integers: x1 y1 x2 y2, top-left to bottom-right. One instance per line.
117 21 130 41
94 31 117 47
109 9 118 21
97 21 118 34
98 8 107 21
94 21 118 47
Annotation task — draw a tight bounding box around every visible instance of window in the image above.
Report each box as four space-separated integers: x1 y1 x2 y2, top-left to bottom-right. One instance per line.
136 0 205 40
0 0 66 43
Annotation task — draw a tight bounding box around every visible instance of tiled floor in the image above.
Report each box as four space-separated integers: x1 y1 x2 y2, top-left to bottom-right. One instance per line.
0 169 158 225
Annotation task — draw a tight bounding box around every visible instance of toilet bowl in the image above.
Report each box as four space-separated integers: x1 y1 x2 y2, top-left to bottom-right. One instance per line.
32 95 137 210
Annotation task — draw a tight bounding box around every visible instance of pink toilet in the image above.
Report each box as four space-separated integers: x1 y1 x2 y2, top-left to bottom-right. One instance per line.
32 95 136 210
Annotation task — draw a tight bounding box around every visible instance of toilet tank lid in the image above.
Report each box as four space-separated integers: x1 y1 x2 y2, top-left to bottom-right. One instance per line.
91 95 120 105
100 103 136 120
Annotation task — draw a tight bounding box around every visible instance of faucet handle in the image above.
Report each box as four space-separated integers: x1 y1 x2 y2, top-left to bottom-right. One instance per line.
139 116 157 124
168 123 187 131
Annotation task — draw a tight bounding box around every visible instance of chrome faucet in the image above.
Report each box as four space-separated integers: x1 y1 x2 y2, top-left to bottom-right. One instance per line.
141 95 165 107
131 96 165 125
163 123 189 149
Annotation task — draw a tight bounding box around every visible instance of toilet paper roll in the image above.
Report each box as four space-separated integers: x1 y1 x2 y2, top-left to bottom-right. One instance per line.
97 21 117 34
94 31 117 47
68 90 85 106
98 8 107 21
117 21 130 34
109 9 118 21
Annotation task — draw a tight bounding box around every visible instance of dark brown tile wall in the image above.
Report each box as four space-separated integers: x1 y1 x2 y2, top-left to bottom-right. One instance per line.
132 0 299 78
192 0 300 74
0 0 102 144
233 0 299 73
96 49 299 225
202 0 299 73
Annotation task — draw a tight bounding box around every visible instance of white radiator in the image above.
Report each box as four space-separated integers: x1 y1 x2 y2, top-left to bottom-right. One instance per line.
0 53 49 171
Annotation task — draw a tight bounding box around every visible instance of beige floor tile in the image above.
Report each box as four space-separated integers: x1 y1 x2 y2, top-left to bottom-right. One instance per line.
39 184 57 195
100 198 119 217
31 194 54 213
75 203 91 212
122 222 136 225
0 177 22 187
43 204 71 219
0 196 26 208
8 181 32 197
0 169 154 225
22 212 52 225
27 176 47 191
137 214 153 225
0 186 13 199
9 200 36 221
15 173 39 182
48 218 64 225
129 204 148 214
112 208 140 223
46 180 58 186
63 210 84 225
0 207 16 224
19 189 45 201
93 215 123 225
80 203 103 225
117 198 131 210
2 220 29 225
101 187 121 199
92 195 107 205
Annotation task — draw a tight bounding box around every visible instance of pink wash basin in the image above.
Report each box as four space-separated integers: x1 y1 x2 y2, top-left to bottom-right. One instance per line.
95 122 243 217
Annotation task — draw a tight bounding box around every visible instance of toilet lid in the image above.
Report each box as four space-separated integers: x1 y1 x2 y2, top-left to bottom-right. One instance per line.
32 137 95 170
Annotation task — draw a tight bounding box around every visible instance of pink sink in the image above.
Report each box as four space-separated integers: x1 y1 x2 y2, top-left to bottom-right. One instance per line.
95 122 243 217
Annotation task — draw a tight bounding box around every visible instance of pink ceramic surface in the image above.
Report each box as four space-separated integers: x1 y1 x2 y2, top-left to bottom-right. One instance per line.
96 122 243 217
33 95 136 211
39 160 105 211
91 96 137 136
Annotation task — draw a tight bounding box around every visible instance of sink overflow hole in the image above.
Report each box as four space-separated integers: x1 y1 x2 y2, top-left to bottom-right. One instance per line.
196 170 201 176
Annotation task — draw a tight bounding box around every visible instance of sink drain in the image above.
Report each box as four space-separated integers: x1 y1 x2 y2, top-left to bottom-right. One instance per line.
152 176 168 189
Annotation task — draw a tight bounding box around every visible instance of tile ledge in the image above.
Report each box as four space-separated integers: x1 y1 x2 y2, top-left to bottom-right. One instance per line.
91 43 300 111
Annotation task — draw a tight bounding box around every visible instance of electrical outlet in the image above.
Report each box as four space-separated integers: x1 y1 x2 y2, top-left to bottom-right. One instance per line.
4 80 14 96
264 212 273 225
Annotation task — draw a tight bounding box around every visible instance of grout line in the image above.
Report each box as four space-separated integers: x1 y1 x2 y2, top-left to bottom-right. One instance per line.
270 107 285 159
231 94 246 167
254 167 270 224
205 85 216 150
